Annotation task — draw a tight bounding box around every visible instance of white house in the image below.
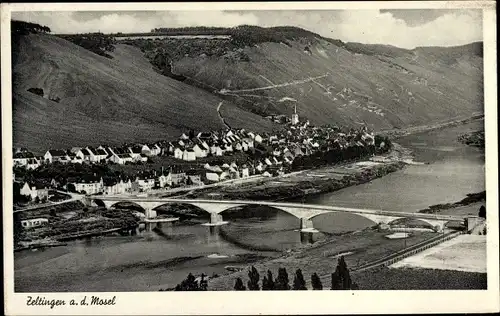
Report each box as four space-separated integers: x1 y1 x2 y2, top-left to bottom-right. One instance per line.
20 182 49 201
157 173 172 188
210 145 223 156
205 172 220 182
149 144 162 156
128 146 143 160
174 148 184 160
241 166 250 178
71 177 104 195
104 179 128 195
254 134 263 143
241 142 249 152
13 151 36 167
193 144 207 158
44 149 69 164
26 158 41 170
171 172 186 185
133 177 155 192
182 149 196 161
90 147 108 162
108 153 133 165
75 148 94 163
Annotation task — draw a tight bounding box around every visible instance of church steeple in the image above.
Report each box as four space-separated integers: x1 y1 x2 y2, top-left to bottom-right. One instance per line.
291 104 299 125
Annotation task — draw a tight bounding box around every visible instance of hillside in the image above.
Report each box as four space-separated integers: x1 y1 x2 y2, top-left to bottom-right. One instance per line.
13 26 484 153
12 33 276 154
121 26 483 130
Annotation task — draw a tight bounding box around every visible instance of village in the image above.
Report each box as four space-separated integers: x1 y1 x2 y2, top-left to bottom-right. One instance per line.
12 109 387 208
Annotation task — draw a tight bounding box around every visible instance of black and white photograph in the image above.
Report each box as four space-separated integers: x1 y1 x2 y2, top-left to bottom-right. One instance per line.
2 1 498 315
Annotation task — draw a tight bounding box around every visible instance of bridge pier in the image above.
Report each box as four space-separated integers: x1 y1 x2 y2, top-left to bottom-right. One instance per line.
144 208 157 219
82 196 93 207
201 213 229 226
300 218 318 233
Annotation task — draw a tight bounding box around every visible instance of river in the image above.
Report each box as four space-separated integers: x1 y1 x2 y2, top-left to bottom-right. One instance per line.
14 120 485 292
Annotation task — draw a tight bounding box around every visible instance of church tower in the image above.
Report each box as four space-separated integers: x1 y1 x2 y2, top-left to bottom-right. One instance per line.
291 104 299 125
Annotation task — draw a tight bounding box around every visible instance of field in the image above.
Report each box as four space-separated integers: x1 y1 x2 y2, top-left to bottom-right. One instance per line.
353 266 487 290
12 34 275 154
390 235 487 273
207 228 437 290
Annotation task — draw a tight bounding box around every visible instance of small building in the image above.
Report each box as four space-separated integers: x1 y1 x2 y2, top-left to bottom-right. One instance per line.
205 172 220 182
173 148 184 160
71 177 104 195
149 144 162 156
44 149 69 164
182 149 196 161
157 172 172 188
90 147 108 162
76 148 94 163
133 177 155 192
20 182 49 201
103 178 128 195
108 153 133 165
13 151 36 167
128 146 143 160
193 144 207 158
241 166 250 178
21 218 49 229
171 171 186 185
186 170 202 185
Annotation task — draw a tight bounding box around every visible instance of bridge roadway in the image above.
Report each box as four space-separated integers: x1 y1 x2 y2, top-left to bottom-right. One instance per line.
88 196 467 232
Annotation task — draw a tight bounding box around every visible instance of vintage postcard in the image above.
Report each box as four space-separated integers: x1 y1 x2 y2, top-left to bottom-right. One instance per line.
2 1 498 315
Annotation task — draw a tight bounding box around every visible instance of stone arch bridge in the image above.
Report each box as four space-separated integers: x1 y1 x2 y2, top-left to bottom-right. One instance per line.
84 196 466 232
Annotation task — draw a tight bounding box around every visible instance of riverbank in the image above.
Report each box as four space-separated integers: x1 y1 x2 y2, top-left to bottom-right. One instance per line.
418 191 485 215
207 226 439 290
458 130 485 148
186 145 408 202
380 114 484 139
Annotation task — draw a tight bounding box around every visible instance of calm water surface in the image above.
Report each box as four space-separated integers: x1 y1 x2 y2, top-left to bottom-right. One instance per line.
15 121 484 292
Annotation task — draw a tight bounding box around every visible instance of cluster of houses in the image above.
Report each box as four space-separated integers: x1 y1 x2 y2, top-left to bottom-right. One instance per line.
13 114 382 201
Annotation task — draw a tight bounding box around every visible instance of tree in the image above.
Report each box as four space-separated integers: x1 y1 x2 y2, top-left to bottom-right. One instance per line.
49 208 57 217
265 270 275 290
331 269 342 290
234 277 246 291
331 256 356 290
262 276 269 290
275 267 290 290
175 273 200 291
478 205 486 218
199 273 208 291
13 212 25 247
67 183 76 193
311 273 323 290
247 266 260 290
293 269 307 290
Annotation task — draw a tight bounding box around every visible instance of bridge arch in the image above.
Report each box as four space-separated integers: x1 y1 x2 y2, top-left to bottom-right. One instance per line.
218 204 305 220
149 202 214 219
106 201 149 215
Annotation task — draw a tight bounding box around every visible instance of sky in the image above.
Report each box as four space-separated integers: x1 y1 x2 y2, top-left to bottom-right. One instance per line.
11 9 483 49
